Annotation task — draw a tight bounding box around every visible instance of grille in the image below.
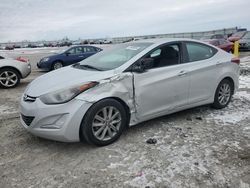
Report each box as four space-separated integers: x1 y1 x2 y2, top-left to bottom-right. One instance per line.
23 94 36 102
21 114 35 126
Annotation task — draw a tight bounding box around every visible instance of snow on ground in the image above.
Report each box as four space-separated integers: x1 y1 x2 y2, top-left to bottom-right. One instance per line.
206 59 250 125
105 68 250 187
206 91 250 125
239 76 250 89
0 105 17 115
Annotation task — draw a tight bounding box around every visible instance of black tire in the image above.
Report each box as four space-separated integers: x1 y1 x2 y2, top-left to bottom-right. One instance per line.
212 79 233 109
0 68 20 88
51 61 63 70
81 99 127 146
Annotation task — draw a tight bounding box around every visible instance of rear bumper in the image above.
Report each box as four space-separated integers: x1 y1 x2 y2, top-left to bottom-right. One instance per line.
21 63 31 78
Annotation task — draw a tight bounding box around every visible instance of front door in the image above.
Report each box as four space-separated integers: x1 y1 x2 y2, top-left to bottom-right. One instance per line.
132 43 190 121
64 46 85 65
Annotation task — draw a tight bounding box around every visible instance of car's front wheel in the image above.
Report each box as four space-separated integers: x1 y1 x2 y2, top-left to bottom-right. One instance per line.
212 79 233 109
52 61 63 70
0 68 20 88
81 99 127 146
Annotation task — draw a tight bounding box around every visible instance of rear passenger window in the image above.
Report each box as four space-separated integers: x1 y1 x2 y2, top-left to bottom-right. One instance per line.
84 47 96 53
186 42 217 62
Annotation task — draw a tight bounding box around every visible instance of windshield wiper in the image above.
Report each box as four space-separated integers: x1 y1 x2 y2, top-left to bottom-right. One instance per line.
73 64 102 71
81 65 102 71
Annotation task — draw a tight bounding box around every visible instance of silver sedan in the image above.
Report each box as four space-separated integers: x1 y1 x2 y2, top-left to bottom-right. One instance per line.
20 38 239 146
0 55 31 88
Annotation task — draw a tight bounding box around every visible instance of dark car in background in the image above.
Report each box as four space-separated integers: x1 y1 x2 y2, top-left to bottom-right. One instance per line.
239 31 250 50
37 45 102 71
228 31 247 42
201 34 226 40
204 39 234 53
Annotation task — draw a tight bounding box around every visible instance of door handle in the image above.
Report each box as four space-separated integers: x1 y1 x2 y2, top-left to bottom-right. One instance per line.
178 70 187 76
79 56 84 58
216 61 223 66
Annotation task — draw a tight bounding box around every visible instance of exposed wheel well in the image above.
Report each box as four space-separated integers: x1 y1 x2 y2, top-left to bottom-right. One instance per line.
0 66 22 78
109 97 131 127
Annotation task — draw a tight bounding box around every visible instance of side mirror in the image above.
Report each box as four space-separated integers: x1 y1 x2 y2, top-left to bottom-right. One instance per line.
65 52 70 56
132 58 154 73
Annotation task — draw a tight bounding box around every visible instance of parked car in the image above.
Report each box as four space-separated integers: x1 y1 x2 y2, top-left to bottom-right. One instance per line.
228 31 247 42
37 45 102 71
20 39 239 146
5 45 14 50
204 39 234 53
27 44 38 48
0 55 31 88
201 34 226 40
103 39 113 44
239 31 250 50
58 41 72 47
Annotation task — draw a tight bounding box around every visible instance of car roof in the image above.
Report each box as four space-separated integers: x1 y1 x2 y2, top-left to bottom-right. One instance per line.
131 38 207 46
71 45 100 48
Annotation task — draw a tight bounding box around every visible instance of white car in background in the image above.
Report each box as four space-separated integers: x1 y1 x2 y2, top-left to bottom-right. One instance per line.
20 38 239 146
0 55 31 88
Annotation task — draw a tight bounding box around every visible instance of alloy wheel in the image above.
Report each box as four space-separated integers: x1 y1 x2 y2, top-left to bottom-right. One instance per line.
0 71 18 87
218 83 231 106
53 62 63 70
92 106 122 141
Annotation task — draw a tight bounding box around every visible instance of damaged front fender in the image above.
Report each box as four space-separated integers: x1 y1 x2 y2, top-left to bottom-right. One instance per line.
75 72 138 126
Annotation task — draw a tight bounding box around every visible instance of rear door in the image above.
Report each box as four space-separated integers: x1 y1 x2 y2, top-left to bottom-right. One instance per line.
132 42 190 121
83 46 98 59
184 42 219 104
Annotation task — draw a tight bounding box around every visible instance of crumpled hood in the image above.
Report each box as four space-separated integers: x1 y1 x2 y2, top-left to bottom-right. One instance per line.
25 66 115 97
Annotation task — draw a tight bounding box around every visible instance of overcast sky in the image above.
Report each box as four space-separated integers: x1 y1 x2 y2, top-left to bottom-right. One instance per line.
0 0 249 42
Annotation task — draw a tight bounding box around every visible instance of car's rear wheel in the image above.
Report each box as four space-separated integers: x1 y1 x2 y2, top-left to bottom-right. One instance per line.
0 68 20 88
81 99 127 146
212 79 233 109
52 61 63 70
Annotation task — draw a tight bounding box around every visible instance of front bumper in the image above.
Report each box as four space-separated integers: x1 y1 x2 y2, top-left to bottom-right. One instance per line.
20 96 92 142
37 61 51 71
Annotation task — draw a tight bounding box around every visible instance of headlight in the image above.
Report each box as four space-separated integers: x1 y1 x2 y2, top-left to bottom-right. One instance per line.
40 82 98 105
42 57 50 62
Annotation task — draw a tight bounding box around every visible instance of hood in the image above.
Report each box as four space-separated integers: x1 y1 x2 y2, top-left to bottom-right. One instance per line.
44 53 61 59
25 66 115 97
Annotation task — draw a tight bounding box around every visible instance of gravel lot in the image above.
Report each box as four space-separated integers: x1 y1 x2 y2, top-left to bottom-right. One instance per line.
0 48 250 188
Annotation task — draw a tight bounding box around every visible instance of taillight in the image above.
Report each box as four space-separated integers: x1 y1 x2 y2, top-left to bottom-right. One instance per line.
231 57 240 65
16 57 28 63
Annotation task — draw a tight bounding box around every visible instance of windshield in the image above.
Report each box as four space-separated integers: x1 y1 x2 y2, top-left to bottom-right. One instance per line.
76 42 153 71
242 32 250 39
